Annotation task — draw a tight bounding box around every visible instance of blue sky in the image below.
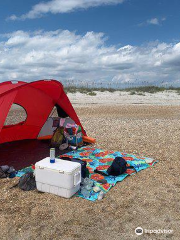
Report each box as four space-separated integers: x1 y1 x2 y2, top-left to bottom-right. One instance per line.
0 0 180 86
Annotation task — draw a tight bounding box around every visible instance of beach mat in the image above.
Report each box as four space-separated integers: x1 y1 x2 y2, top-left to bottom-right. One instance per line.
59 146 158 201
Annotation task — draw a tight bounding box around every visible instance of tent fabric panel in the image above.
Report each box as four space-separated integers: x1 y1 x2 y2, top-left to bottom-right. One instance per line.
0 90 17 134
14 85 54 126
0 82 25 96
0 125 40 144
29 80 63 102
7 85 55 142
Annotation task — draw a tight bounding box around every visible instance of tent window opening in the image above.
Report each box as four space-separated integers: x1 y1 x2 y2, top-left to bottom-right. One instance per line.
4 104 27 126
49 107 58 118
49 105 68 118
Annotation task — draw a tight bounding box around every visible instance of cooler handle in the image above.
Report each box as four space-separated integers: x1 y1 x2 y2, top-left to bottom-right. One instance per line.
74 171 81 186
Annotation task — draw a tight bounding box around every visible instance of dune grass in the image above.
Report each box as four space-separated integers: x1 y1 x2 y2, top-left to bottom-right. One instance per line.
64 86 116 95
64 85 179 95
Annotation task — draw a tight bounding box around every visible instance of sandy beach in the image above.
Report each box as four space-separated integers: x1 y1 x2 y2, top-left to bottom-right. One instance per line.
0 91 180 240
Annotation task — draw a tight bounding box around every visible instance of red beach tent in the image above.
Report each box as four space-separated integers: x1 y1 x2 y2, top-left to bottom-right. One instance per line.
0 79 86 144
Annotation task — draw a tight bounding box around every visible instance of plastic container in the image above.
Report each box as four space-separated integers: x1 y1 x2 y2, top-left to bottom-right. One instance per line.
35 157 81 198
50 148 55 163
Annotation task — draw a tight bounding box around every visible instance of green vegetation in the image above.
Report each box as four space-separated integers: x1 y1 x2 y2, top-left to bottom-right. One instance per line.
125 86 166 93
64 85 180 95
88 91 97 96
129 91 136 95
64 85 117 94
129 91 145 96
64 86 77 94
136 92 145 96
170 87 180 95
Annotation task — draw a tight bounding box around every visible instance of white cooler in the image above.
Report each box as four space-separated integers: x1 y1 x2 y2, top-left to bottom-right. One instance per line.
35 157 81 198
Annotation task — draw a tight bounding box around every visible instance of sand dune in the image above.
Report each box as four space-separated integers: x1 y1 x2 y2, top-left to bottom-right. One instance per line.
68 90 180 106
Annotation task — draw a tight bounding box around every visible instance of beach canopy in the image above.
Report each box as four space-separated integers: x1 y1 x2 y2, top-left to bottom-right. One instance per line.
0 80 86 144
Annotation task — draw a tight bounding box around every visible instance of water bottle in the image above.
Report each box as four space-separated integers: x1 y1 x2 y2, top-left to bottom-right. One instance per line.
50 148 55 163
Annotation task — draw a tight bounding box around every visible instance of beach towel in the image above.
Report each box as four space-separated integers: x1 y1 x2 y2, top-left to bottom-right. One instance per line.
59 146 158 201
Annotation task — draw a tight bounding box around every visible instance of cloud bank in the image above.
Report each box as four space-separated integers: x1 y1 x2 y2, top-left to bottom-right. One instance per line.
0 29 180 86
7 0 125 21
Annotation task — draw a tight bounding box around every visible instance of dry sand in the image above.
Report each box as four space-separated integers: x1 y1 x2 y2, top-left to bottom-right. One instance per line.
0 92 180 240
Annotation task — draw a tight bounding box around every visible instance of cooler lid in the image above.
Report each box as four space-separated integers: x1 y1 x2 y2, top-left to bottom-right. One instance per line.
35 157 80 173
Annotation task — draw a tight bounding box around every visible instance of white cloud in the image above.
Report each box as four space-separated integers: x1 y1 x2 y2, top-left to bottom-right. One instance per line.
0 29 180 86
147 18 160 25
139 17 166 27
7 0 125 21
